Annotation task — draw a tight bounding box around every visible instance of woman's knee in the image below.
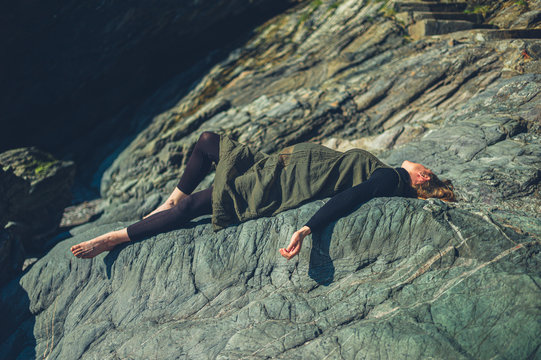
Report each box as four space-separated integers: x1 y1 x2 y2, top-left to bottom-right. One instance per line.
167 189 211 224
198 131 218 146
170 196 194 218
195 131 220 162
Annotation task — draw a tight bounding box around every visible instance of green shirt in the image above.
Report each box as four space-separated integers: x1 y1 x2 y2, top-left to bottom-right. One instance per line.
211 135 393 231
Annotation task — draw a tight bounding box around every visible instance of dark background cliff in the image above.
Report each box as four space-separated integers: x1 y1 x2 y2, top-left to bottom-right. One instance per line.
1 0 302 199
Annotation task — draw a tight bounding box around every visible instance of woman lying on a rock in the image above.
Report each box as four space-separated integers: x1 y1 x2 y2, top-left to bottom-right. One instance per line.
71 131 455 259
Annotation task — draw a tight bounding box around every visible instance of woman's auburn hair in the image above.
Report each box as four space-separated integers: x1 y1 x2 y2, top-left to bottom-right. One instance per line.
413 174 456 202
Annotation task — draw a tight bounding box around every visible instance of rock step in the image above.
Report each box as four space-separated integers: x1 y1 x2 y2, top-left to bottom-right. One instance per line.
412 26 541 41
412 11 483 23
393 1 468 13
396 11 484 26
408 19 476 40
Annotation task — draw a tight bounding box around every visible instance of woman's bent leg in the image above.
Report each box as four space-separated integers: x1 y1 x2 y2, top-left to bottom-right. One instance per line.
176 131 220 194
143 131 220 219
72 188 213 258
128 187 213 242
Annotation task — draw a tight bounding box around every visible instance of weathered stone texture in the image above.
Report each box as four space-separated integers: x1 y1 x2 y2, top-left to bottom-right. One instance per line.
1 199 539 359
1 0 540 358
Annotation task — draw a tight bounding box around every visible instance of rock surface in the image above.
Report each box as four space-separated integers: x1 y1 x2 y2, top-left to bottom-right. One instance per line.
488 0 541 29
1 199 539 359
1 0 541 358
59 199 105 230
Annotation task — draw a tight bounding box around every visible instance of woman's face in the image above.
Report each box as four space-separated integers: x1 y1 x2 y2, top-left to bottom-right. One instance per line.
401 160 433 185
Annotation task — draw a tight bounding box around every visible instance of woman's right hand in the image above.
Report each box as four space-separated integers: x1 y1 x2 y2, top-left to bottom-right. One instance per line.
280 226 311 260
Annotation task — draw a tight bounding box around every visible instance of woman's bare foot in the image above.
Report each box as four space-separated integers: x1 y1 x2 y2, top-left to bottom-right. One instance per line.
71 229 130 258
143 188 188 219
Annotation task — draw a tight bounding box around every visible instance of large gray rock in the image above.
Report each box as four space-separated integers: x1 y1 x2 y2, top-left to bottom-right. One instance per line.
1 199 539 359
2 0 541 358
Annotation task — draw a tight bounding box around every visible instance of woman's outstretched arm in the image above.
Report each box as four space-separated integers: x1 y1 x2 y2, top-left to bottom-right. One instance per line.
280 168 400 260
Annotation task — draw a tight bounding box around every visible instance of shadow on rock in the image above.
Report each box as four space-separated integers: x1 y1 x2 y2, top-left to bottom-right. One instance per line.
308 224 336 286
0 277 36 359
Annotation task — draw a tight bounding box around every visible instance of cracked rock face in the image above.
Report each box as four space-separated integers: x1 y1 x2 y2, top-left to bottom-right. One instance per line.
1 0 540 358
1 200 539 359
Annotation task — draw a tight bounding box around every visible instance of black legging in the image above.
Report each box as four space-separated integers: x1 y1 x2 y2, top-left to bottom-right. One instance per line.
126 131 219 242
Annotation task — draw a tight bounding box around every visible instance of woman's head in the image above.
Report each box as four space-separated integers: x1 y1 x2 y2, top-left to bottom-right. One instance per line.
412 173 456 201
401 160 456 202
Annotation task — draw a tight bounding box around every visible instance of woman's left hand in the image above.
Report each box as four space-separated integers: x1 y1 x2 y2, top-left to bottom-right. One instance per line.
280 226 311 260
